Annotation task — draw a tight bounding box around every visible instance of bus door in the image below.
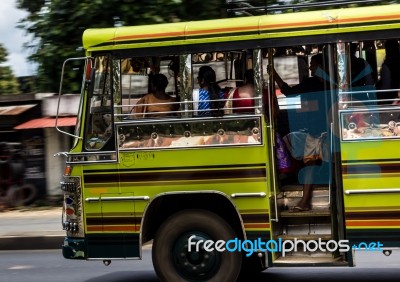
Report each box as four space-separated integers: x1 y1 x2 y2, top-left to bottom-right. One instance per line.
81 55 140 258
266 44 348 265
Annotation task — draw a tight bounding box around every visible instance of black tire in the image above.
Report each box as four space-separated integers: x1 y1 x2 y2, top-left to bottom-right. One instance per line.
7 184 37 207
152 209 242 282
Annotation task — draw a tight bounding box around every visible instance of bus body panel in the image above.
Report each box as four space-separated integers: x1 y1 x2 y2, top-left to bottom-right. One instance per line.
341 140 400 247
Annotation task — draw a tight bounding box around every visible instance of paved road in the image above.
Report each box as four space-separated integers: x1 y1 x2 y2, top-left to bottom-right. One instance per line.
1 207 400 282
1 249 400 282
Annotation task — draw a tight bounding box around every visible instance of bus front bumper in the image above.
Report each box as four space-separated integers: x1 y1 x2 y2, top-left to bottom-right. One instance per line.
62 237 86 259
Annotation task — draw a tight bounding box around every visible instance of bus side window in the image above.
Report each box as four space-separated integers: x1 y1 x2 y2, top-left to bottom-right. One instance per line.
122 56 180 119
192 51 248 117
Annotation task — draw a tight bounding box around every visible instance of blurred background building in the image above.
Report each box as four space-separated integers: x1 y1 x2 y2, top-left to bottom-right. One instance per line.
0 92 78 207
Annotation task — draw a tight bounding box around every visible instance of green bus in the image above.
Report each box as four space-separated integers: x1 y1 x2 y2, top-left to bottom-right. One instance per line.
57 3 400 281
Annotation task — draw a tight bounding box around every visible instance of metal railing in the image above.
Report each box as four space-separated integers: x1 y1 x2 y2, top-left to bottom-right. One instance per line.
226 0 384 16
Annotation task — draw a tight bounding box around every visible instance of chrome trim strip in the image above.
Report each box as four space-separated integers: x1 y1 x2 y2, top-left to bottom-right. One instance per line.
67 159 117 165
85 196 150 202
69 151 117 155
345 188 400 195
231 192 267 198
266 48 279 223
65 151 118 164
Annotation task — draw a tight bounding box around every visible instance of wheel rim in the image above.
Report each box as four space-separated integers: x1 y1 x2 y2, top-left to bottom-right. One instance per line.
172 231 221 280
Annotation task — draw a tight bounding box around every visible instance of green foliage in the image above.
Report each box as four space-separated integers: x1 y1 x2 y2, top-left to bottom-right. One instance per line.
179 0 226 20
17 0 230 93
0 67 20 94
16 0 45 14
16 0 400 93
0 44 20 94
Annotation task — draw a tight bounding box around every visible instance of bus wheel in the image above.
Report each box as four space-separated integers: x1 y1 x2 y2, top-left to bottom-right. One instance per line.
152 209 242 282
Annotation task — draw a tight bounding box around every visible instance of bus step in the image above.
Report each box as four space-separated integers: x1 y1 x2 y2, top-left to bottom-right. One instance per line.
280 223 332 236
280 189 329 199
280 209 331 217
278 189 330 210
279 184 329 191
273 255 347 266
277 234 332 241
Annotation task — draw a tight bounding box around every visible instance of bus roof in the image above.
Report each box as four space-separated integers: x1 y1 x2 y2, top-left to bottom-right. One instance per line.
83 4 400 52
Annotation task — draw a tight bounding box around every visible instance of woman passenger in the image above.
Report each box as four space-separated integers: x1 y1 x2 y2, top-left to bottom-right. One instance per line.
195 66 225 117
224 69 256 114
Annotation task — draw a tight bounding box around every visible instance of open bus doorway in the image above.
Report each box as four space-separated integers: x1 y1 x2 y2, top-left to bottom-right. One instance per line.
265 43 347 264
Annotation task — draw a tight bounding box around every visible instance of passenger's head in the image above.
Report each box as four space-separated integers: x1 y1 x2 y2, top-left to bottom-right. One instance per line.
243 69 254 85
350 42 359 56
151 73 169 92
309 53 323 76
385 39 400 59
198 65 216 88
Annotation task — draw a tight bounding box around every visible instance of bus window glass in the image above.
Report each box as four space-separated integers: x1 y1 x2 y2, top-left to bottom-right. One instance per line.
119 56 181 119
192 50 259 117
84 55 113 150
264 47 310 110
341 109 400 141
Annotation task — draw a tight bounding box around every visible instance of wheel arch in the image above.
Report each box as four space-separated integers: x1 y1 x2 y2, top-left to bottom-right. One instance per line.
141 191 245 245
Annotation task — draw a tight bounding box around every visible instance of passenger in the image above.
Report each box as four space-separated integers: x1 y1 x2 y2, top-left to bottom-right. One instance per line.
131 73 179 118
271 53 325 95
377 39 400 103
348 43 376 127
194 66 224 117
224 69 256 114
364 40 379 83
393 93 400 105
350 42 375 89
270 53 329 212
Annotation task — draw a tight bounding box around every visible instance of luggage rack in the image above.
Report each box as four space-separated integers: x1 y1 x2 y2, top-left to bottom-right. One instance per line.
225 0 383 16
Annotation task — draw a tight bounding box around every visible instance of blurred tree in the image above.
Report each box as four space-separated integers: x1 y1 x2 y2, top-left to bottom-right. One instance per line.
16 0 228 93
180 0 226 20
16 0 399 93
0 44 20 95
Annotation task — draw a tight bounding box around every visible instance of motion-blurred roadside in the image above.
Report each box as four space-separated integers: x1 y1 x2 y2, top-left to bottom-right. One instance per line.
0 205 64 250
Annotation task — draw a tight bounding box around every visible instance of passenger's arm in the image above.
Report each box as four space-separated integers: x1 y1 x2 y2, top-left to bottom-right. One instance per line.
270 67 298 96
380 64 391 90
131 96 146 118
271 68 285 89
